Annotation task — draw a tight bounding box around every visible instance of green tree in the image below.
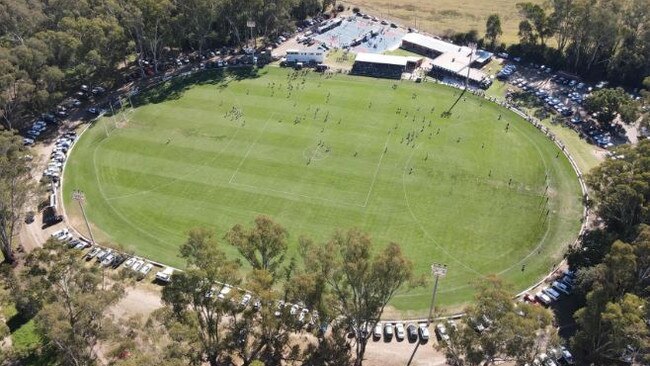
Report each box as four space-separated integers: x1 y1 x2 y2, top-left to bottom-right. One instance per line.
0 131 34 264
516 2 554 45
517 20 536 45
225 215 289 278
21 239 125 366
485 14 503 48
440 276 555 365
301 228 415 366
586 140 650 237
573 291 648 364
585 87 639 125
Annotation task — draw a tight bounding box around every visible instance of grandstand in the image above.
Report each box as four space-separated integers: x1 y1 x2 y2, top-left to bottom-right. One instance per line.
400 33 492 87
351 53 422 79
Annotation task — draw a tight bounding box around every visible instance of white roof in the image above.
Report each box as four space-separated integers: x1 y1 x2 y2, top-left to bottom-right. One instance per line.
430 52 470 73
354 52 413 66
402 33 473 55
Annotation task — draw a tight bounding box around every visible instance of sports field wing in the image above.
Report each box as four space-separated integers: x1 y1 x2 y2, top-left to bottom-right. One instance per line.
63 68 583 314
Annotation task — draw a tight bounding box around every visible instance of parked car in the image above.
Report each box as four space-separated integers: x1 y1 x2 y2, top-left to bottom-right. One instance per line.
85 247 101 260
418 324 430 341
101 253 115 266
240 293 252 307
111 254 127 268
395 323 405 341
552 281 571 295
373 322 382 338
123 257 136 269
218 285 232 300
155 266 174 282
543 287 561 301
406 324 417 341
139 263 153 276
435 323 450 343
535 291 552 305
384 323 394 340
131 259 145 271
560 346 575 364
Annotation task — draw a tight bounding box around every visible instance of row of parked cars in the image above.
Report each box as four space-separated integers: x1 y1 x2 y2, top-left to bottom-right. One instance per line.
50 227 174 282
42 132 77 183
362 321 431 343
522 269 575 307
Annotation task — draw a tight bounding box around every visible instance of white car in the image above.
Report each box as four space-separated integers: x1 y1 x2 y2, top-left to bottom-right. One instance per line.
139 263 153 276
543 287 561 301
435 323 450 343
552 281 571 295
131 260 145 271
418 324 430 340
155 267 174 283
217 285 232 300
536 291 553 305
373 322 382 338
395 323 405 340
96 249 112 261
51 228 70 240
240 293 252 307
123 257 136 268
384 323 394 338
298 308 309 323
86 247 101 259
101 254 115 266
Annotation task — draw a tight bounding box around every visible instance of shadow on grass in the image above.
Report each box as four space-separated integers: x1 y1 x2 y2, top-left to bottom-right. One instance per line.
7 311 32 333
132 66 262 108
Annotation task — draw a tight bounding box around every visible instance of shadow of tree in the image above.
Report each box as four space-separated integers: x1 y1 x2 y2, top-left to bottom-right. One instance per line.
132 67 262 108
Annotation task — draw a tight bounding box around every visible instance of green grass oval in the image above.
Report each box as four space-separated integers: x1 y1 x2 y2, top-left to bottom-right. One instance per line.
63 68 583 316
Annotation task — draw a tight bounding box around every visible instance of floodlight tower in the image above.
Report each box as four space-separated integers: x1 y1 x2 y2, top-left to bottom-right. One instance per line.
427 263 448 326
465 42 477 90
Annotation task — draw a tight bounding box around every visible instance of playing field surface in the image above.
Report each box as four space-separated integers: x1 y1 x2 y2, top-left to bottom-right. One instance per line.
63 67 583 315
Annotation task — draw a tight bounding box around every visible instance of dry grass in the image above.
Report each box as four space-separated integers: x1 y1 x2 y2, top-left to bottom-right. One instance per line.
339 0 543 44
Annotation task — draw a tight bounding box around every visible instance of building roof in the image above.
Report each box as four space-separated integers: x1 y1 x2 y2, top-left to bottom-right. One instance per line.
402 33 472 55
354 52 414 66
430 52 471 73
402 33 493 63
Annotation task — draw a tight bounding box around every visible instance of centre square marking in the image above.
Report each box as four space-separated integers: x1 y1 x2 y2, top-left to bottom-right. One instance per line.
228 128 392 209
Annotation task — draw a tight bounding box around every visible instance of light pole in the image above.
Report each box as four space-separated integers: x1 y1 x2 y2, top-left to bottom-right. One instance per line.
427 263 448 326
72 190 95 245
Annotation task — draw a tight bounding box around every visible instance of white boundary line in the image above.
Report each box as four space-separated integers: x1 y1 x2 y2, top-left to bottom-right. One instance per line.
228 115 274 184
362 131 392 207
